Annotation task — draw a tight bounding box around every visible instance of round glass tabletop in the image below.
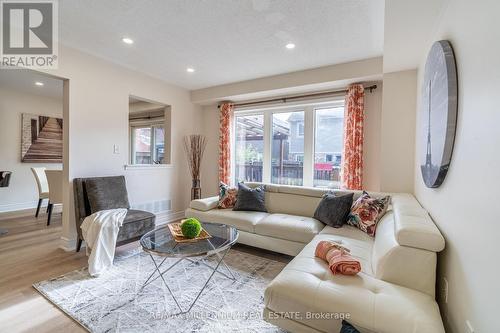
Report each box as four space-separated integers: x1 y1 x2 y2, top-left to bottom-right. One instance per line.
140 222 239 257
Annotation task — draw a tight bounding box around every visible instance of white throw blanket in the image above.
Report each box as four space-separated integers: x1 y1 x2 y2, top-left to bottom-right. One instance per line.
81 209 127 277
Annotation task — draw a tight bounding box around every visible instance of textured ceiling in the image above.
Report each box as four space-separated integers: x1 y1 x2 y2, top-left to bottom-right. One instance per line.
59 0 384 90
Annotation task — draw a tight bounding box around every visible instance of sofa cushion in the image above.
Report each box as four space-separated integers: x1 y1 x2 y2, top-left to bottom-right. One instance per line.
85 176 130 213
254 214 324 243
185 207 268 233
264 234 445 333
314 192 354 227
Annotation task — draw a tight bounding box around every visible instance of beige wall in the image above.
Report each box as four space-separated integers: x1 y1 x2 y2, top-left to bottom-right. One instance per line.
200 84 383 195
0 87 62 212
363 83 383 191
191 58 383 104
380 70 417 193
413 1 499 332
37 45 202 250
200 105 220 197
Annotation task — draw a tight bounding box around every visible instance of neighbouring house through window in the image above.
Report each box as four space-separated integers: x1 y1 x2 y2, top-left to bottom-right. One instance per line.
233 99 344 188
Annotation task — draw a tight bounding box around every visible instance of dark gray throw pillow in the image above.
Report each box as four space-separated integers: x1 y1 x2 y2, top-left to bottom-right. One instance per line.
85 176 130 213
233 182 267 212
313 192 354 228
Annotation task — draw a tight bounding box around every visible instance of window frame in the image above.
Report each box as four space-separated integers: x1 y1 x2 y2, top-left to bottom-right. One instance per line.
233 98 344 187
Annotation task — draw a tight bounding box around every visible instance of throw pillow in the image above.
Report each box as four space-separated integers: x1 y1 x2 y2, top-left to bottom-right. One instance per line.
347 191 390 237
340 320 361 333
85 176 130 213
218 182 238 209
232 182 267 212
313 192 354 228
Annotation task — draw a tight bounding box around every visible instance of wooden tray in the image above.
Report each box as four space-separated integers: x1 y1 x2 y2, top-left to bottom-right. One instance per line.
167 222 212 243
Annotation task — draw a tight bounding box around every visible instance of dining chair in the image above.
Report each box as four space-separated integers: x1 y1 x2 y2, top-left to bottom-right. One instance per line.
45 170 63 226
31 167 49 217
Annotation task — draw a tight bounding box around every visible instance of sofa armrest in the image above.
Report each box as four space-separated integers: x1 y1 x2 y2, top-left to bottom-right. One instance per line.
189 196 219 211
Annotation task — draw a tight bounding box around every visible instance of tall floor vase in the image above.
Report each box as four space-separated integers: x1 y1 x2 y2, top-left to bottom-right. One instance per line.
191 179 201 200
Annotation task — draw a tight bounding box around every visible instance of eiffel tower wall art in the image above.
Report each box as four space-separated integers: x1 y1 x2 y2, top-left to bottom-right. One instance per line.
420 40 458 188
21 114 63 163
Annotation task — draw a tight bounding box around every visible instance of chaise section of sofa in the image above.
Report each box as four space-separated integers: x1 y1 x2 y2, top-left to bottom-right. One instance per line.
185 183 445 332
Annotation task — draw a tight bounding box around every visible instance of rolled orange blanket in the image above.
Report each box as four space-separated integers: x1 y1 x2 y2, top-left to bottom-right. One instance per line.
315 240 361 276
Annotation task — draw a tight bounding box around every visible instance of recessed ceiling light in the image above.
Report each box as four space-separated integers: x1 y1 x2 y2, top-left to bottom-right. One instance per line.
35 81 44 86
186 67 195 73
285 43 296 49
122 37 134 45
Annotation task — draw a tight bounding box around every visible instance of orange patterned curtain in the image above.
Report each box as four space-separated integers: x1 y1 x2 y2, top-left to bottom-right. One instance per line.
219 102 234 185
341 84 365 190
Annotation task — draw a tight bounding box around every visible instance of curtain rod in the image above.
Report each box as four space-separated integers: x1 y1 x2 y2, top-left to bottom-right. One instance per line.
129 115 165 121
217 84 377 109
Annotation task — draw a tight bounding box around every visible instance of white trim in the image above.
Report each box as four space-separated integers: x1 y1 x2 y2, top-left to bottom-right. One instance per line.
124 164 174 170
233 99 345 188
303 106 314 187
263 111 271 183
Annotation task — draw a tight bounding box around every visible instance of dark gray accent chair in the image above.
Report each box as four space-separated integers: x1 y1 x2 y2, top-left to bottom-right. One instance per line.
73 176 156 252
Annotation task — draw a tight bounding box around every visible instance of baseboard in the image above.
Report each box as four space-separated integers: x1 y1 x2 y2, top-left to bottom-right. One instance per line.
58 210 185 252
0 207 37 220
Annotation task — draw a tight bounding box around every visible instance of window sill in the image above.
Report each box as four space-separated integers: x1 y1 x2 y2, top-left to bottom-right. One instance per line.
124 164 174 170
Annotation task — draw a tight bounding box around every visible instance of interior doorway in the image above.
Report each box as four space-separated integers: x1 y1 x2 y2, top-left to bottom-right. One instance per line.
0 68 67 234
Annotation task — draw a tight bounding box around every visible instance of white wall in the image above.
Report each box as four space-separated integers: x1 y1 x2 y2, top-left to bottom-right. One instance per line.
380 70 417 193
0 87 62 212
413 1 499 332
200 84 384 195
37 45 202 250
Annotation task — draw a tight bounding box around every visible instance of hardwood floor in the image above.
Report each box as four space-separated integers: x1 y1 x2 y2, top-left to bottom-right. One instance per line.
0 213 87 332
0 213 292 332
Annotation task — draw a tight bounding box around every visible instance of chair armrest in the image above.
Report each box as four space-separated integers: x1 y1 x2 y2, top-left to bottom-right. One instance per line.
189 196 219 211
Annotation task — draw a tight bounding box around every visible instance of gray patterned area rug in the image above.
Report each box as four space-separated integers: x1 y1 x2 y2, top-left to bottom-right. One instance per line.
33 248 288 332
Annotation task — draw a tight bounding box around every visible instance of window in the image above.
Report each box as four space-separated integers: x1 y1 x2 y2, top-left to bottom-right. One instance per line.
272 111 304 185
131 124 164 164
233 100 344 188
234 114 264 183
297 122 304 137
313 107 344 187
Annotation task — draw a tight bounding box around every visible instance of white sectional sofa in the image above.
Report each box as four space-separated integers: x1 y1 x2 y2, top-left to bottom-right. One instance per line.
185 183 445 333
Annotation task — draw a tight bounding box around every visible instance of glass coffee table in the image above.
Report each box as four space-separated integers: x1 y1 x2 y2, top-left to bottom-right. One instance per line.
139 222 239 314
